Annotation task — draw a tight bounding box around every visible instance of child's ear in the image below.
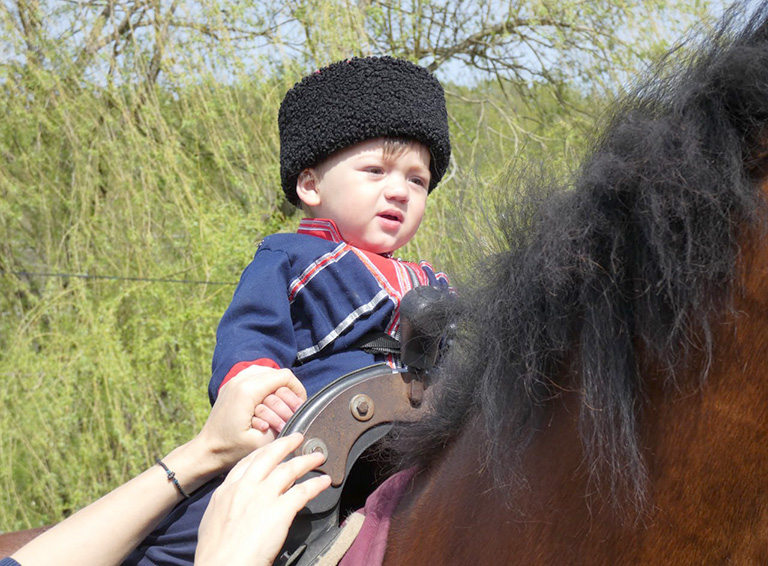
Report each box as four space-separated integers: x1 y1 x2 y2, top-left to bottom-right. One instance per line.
296 169 322 207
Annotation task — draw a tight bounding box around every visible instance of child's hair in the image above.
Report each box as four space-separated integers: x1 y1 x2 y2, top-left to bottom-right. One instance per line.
381 137 419 161
278 57 451 207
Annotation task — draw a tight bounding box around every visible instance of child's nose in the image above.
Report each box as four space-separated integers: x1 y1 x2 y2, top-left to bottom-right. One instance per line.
384 176 410 201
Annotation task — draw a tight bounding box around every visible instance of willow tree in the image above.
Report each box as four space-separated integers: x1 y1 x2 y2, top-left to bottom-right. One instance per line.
4 0 709 89
0 0 714 529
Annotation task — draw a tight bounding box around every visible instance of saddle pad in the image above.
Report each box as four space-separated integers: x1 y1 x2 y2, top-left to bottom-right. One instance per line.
337 468 417 566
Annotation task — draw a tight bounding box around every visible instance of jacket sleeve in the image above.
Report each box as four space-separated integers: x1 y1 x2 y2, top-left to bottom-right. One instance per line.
209 246 298 404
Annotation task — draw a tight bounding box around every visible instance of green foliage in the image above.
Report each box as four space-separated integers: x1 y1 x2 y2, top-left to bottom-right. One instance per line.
0 59 290 529
0 0 713 530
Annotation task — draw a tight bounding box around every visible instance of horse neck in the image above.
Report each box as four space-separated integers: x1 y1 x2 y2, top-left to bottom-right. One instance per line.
632 227 768 561
383 230 768 565
384 399 605 564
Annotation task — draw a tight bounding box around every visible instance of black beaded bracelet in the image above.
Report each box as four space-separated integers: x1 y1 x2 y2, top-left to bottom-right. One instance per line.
155 458 191 499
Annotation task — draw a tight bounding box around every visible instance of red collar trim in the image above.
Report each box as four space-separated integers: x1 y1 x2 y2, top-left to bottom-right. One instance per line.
297 218 344 243
297 218 393 258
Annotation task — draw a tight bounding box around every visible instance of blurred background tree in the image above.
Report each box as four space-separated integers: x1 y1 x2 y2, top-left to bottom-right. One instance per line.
0 0 714 529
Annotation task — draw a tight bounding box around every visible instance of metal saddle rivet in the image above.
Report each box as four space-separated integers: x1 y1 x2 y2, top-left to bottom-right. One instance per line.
301 438 328 462
350 394 374 421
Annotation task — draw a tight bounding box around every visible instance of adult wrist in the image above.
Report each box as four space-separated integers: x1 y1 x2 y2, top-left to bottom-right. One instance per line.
158 438 224 496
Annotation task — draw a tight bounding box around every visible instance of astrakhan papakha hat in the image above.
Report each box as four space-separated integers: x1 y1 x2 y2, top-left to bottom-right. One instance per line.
278 56 451 206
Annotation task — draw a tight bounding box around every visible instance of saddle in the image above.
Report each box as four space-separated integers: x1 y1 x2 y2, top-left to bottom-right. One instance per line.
274 285 454 566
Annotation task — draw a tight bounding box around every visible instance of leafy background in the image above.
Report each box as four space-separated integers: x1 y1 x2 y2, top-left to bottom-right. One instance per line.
1 0 715 529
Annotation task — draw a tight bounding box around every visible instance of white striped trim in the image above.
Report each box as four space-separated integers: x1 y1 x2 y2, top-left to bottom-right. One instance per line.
296 289 390 361
288 243 349 303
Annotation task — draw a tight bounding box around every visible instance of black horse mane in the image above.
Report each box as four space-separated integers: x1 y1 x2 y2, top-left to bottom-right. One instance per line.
393 1 768 509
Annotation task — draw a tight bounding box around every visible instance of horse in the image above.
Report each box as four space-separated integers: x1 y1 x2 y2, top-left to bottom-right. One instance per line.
380 2 768 564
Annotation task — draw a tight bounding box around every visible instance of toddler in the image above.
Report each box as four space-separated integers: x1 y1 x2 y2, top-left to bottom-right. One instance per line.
123 55 451 566
209 56 452 434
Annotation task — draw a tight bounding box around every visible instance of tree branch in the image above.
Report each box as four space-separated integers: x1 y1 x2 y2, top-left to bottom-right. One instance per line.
75 0 149 71
15 0 43 65
428 17 596 71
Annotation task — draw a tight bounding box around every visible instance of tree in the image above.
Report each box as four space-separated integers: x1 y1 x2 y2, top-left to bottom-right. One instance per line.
2 0 711 94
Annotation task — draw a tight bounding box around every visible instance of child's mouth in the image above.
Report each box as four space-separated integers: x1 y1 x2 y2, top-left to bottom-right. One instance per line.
378 211 403 223
377 212 404 230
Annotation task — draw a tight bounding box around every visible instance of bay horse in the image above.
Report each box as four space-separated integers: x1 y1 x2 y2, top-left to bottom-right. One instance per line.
383 2 768 564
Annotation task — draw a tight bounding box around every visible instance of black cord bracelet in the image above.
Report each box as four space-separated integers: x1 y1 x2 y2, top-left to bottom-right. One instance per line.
155 458 191 499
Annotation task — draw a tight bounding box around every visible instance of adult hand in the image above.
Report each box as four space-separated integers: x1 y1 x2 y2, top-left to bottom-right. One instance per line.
195 433 331 566
191 366 307 475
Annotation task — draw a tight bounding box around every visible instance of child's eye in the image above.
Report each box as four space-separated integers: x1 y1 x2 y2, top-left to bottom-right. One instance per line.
410 176 427 187
365 167 384 175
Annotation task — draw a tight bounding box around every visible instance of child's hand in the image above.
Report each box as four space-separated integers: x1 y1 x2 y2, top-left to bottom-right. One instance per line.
252 386 304 434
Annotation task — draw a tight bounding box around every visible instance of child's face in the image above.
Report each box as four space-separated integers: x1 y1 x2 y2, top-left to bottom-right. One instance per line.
297 138 431 254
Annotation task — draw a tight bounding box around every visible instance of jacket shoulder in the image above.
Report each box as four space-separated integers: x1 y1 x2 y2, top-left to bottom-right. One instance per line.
259 232 341 255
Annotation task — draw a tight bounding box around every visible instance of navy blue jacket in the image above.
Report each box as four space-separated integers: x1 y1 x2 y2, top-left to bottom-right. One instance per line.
209 218 448 402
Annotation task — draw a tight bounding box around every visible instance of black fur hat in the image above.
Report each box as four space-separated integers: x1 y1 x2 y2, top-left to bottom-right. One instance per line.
278 56 451 206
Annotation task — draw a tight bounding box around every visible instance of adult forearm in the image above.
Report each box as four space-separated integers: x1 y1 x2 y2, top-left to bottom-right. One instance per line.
8 370 307 566
10 437 221 566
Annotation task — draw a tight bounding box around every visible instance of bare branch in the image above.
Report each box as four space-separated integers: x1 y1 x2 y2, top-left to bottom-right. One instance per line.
79 0 117 59
428 17 598 72
166 18 286 42
15 0 43 65
75 0 150 71
145 0 169 85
